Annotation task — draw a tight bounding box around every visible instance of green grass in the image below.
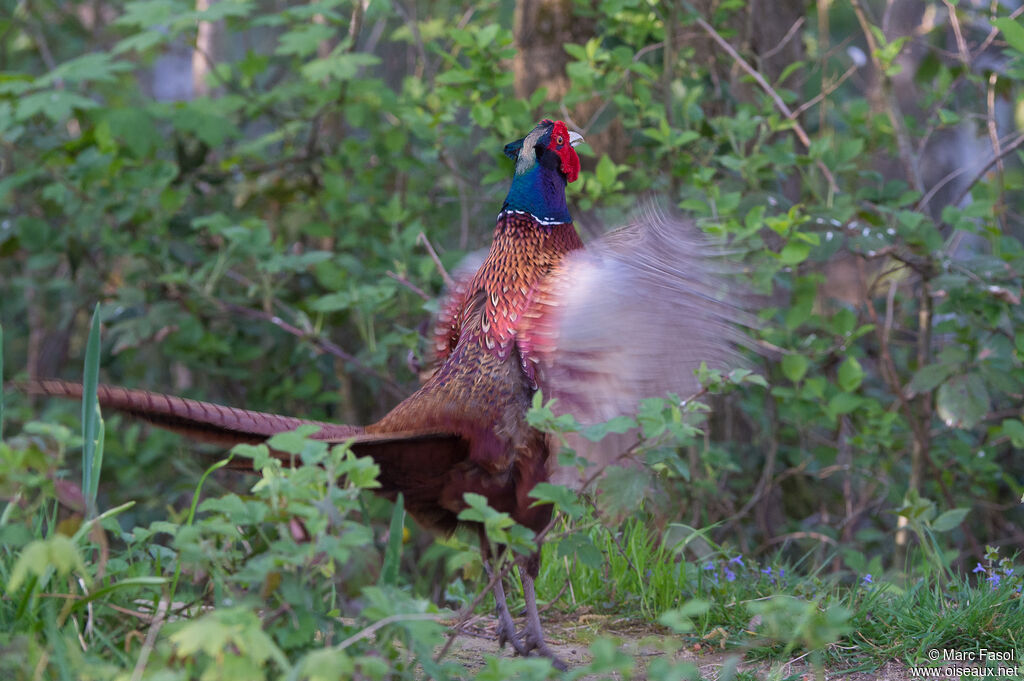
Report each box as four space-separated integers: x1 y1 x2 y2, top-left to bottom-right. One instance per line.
529 513 1024 675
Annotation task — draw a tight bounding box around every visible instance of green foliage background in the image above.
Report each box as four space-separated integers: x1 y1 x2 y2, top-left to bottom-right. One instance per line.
1 0 1023 678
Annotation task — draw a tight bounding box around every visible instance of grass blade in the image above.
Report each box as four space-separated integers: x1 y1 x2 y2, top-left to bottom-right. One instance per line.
82 304 103 519
380 492 405 586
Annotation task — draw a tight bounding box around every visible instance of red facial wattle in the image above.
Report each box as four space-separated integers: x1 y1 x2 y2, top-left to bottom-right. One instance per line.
546 120 581 184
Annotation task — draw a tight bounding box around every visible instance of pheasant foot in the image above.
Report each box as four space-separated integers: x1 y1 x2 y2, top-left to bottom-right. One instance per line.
484 561 566 669
519 565 568 671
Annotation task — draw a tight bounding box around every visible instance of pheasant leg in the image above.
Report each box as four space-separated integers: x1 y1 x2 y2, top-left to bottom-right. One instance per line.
518 563 567 670
484 562 528 655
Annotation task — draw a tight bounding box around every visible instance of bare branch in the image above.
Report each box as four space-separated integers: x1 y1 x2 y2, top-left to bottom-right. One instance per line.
386 270 430 301
950 132 1024 209
789 63 857 120
418 232 454 289
689 13 840 196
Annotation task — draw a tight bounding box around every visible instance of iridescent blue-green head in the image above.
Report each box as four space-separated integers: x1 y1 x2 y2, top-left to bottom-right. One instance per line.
501 119 584 225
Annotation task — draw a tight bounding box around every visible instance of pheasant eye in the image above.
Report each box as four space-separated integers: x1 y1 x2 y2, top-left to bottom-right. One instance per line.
556 135 563 145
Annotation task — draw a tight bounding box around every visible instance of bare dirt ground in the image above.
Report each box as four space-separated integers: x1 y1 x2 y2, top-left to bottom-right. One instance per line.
439 613 1016 680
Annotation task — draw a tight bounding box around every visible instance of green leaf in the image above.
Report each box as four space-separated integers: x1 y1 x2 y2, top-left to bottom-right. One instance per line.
659 599 710 633
16 91 96 123
266 425 323 456
827 392 863 417
936 374 990 429
595 466 648 520
781 353 809 383
993 17 1024 55
556 533 604 569
580 415 635 442
82 304 103 519
594 154 619 187
8 536 89 593
932 508 969 533
529 482 585 519
276 23 334 57
778 240 811 265
475 24 500 49
908 362 957 394
39 53 131 87
837 357 864 392
334 449 381 489
1000 419 1024 448
302 51 380 82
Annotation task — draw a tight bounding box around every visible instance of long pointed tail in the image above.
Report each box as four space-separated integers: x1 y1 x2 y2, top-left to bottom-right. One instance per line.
23 379 473 531
24 379 364 447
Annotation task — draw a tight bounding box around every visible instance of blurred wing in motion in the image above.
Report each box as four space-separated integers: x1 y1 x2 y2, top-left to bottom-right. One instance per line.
519 207 752 478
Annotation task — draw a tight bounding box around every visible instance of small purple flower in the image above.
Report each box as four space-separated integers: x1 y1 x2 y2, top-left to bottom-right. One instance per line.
973 563 985 574
729 555 744 568
988 573 1001 588
862 574 873 585
1002 567 1014 577
724 566 736 582
778 568 785 579
761 566 773 576
704 562 715 571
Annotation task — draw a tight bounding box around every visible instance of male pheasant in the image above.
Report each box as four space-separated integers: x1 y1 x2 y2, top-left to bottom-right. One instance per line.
27 118 743 666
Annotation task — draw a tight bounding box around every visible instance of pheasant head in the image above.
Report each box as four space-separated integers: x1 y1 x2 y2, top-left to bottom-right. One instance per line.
501 119 583 225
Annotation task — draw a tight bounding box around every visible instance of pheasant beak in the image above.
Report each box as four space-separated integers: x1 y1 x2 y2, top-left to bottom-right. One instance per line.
568 131 584 148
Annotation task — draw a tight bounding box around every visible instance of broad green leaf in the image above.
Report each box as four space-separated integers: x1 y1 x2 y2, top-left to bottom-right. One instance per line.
908 362 957 394
778 240 811 265
276 24 334 57
1000 419 1024 448
556 533 604 569
8 535 88 592
302 51 380 82
266 425 323 456
581 415 635 442
993 17 1024 55
932 508 969 533
827 392 863 417
595 466 648 520
659 599 710 633
936 374 990 429
837 357 864 392
529 482 585 518
781 353 809 383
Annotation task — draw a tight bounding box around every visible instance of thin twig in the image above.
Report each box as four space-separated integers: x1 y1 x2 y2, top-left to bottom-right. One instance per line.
973 5 1024 57
789 64 857 120
219 301 407 400
760 17 806 62
386 271 430 301
335 612 443 650
943 1 971 66
986 72 1005 226
130 596 169 681
950 132 1024 209
418 232 454 288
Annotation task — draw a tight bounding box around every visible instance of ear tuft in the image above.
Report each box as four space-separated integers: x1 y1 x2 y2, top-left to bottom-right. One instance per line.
504 138 524 160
